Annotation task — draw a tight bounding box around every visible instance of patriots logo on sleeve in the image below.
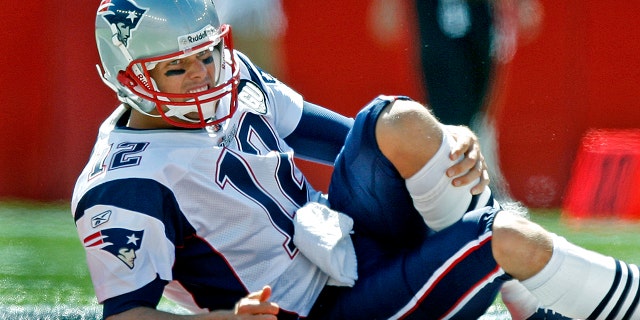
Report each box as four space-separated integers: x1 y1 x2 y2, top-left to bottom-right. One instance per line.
84 228 144 269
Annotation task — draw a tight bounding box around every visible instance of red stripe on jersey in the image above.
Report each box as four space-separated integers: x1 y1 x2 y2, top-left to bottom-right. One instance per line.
84 231 105 247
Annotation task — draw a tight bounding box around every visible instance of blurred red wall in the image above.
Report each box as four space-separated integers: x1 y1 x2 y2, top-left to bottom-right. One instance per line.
0 1 116 201
491 1 640 207
1 0 639 208
280 0 425 192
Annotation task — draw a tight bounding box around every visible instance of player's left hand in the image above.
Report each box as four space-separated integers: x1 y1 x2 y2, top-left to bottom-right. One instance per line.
445 125 490 195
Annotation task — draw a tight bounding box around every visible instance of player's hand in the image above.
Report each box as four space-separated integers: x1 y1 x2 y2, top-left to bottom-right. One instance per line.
445 125 489 195
232 286 279 319
105 287 279 320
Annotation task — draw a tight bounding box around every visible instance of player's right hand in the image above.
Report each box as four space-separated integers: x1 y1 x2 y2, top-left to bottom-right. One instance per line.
233 285 279 319
445 125 490 195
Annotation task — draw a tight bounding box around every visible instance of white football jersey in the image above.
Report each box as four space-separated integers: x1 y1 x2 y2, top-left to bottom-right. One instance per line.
72 52 328 316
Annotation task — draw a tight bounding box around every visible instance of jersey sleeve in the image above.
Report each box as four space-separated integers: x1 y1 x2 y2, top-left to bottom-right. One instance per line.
73 179 178 306
102 275 168 318
284 101 354 165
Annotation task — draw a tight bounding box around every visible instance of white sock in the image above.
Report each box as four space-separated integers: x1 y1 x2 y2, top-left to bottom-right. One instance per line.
522 234 640 319
500 280 540 320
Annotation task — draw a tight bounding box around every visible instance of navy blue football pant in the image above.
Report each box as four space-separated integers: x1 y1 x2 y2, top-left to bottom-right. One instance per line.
308 96 510 319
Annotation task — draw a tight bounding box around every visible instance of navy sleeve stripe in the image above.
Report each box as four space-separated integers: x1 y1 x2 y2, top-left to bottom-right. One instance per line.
74 178 190 245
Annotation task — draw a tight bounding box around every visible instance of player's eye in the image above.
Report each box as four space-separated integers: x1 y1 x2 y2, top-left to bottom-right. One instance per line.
161 59 185 76
202 56 214 65
197 51 214 65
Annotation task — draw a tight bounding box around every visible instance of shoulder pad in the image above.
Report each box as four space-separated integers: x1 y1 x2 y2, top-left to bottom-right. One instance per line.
238 80 267 115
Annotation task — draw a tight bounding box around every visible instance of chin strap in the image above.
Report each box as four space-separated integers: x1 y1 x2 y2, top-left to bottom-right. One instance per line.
163 101 216 124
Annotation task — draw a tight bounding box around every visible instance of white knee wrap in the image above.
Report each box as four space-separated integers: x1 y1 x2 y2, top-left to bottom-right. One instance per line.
405 131 478 232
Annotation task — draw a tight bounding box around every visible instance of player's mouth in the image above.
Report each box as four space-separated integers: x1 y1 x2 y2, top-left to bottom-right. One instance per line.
181 85 218 121
188 85 210 94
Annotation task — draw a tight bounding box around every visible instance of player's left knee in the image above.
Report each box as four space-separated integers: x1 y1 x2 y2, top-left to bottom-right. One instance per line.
375 100 444 178
378 100 438 134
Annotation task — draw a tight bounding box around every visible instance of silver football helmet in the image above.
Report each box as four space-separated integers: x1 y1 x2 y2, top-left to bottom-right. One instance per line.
95 0 239 128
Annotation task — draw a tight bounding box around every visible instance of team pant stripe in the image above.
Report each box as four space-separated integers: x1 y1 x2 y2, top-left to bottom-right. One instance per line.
606 262 634 320
389 233 498 319
621 265 640 320
441 265 504 319
589 260 623 320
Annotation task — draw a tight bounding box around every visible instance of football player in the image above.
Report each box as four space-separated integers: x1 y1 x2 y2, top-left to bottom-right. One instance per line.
73 0 640 319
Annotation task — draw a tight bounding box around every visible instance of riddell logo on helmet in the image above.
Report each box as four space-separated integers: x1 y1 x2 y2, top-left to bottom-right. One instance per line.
137 73 151 89
188 30 210 43
178 25 218 51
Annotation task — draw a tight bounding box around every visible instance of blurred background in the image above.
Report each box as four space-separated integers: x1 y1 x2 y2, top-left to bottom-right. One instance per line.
1 0 640 217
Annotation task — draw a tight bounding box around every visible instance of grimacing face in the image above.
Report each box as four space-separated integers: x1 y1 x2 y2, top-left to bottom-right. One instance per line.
148 49 218 120
148 49 216 97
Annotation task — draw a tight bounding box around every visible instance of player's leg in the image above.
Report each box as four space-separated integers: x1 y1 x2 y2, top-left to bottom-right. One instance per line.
308 207 508 319
329 96 619 318
328 96 431 246
374 100 569 319
493 211 640 319
374 97 497 232
371 97 640 319
326 96 505 318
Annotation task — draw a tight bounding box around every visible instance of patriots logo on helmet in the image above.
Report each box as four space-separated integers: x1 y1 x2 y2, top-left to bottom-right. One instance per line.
97 0 148 47
84 228 144 269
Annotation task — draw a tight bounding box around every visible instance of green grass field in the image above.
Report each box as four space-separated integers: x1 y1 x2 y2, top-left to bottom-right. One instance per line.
0 201 638 319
